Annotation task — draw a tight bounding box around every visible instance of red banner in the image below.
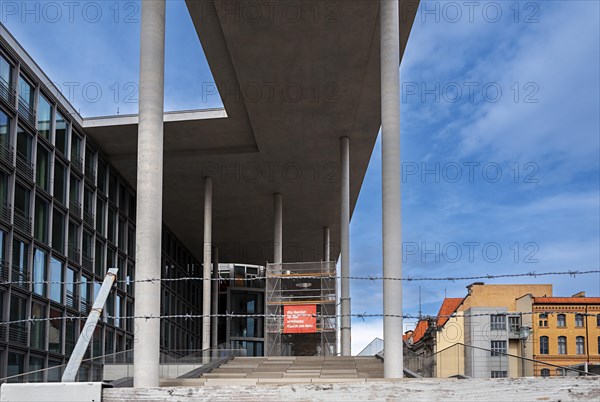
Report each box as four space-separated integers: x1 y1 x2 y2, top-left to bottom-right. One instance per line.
284 305 317 334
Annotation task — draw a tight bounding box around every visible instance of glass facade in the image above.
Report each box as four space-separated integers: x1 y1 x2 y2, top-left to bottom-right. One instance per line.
0 41 205 382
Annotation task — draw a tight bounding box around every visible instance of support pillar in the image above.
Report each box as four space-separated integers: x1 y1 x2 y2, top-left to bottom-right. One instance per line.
211 247 219 348
323 227 330 262
202 177 213 351
340 137 351 356
274 193 283 265
133 0 165 388
381 0 403 378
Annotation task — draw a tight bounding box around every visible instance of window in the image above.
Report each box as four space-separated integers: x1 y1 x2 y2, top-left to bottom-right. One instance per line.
37 94 52 139
0 170 8 209
28 356 44 383
557 314 566 327
85 146 96 179
36 145 50 191
49 308 62 353
49 257 63 303
11 238 28 288
558 336 567 354
7 353 24 382
84 186 94 218
508 316 520 333
598 337 600 355
597 314 600 327
18 75 33 111
95 240 104 277
108 208 117 243
54 160 67 204
66 267 77 309
30 303 46 349
55 111 67 155
490 340 507 356
70 175 81 210
16 125 32 162
34 197 49 243
109 172 118 204
0 110 9 148
541 368 550 377
97 160 107 193
576 336 585 354
32 248 47 296
52 209 66 254
9 295 27 344
490 314 506 331
68 221 80 259
0 54 12 93
80 275 90 313
96 197 105 235
538 313 548 328
71 133 82 163
575 314 584 327
491 371 507 378
539 336 549 354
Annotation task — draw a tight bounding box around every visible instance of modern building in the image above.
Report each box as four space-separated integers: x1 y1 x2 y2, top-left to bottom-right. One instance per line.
517 293 600 377
0 27 206 382
0 0 419 385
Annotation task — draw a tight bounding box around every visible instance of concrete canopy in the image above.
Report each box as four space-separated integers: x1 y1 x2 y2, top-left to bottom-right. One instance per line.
82 0 419 266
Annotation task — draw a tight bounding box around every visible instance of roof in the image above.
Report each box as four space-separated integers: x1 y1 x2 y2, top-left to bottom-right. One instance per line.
403 332 413 342
411 320 429 344
533 297 600 305
357 338 384 356
435 298 464 328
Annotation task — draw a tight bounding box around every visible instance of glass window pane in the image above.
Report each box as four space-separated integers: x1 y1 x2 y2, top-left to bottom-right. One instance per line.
18 76 33 109
0 110 9 146
0 54 11 88
16 126 32 161
49 257 63 303
31 303 46 349
7 353 24 382
32 248 47 296
49 309 62 353
37 94 52 139
52 209 65 254
36 145 50 191
55 112 67 155
34 197 49 243
54 160 66 204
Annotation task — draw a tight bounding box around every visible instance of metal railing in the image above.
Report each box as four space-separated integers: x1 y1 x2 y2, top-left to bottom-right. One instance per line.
11 264 28 289
83 210 94 227
15 153 34 181
0 139 14 166
17 96 35 127
71 153 83 173
0 200 12 224
70 199 82 218
0 75 16 106
13 207 31 234
68 247 80 263
8 322 28 346
0 260 8 282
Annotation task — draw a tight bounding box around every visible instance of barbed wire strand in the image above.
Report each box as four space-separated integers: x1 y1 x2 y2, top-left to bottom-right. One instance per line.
1 269 598 286
1 310 597 327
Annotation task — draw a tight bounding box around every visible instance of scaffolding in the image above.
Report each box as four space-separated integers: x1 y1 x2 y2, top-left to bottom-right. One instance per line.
266 261 337 356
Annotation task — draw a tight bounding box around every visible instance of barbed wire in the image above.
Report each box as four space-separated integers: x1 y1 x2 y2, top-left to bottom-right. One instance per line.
1 269 598 286
1 310 598 327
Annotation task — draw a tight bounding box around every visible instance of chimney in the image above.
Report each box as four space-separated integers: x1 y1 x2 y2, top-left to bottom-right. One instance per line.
571 291 586 298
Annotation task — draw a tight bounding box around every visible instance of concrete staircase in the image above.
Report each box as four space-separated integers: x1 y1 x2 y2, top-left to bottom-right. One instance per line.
160 356 384 386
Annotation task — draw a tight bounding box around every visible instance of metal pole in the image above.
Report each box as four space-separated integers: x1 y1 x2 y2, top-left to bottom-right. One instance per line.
202 177 213 351
62 268 118 382
274 193 283 265
134 0 165 388
211 247 219 348
340 136 351 356
381 0 403 377
323 227 330 262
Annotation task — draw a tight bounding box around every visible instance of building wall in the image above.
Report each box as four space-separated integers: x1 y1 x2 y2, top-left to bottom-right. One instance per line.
464 307 510 378
531 302 600 376
435 315 464 377
0 34 204 382
461 284 552 311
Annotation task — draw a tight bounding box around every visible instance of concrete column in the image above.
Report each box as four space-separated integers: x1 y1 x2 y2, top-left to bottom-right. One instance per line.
133 0 165 388
340 136 351 356
381 0 403 378
211 247 219 348
323 227 330 262
274 193 283 265
202 177 213 351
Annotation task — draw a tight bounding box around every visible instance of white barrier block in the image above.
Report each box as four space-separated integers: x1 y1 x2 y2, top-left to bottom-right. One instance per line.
0 382 103 402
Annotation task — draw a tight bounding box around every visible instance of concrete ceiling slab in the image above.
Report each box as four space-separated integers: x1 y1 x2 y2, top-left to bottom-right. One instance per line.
83 0 419 265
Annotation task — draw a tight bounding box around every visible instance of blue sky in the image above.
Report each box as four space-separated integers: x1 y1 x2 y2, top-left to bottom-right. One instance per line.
3 0 598 353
